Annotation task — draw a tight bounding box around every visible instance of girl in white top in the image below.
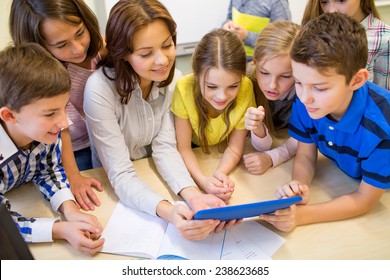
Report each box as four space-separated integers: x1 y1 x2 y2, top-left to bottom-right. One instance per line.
84 0 234 239
244 21 300 175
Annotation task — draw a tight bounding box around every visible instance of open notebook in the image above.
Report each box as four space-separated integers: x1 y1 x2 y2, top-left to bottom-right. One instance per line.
101 202 285 260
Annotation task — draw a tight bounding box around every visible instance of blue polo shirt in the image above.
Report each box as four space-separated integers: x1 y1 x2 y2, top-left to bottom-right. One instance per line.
289 81 390 190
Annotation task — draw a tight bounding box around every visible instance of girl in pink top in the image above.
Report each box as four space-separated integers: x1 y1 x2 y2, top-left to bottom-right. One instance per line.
244 21 300 175
9 0 106 211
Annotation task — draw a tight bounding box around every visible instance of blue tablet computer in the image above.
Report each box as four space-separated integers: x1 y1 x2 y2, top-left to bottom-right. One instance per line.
193 196 302 221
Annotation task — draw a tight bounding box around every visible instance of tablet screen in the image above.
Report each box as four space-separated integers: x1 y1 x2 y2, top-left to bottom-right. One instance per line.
193 196 302 221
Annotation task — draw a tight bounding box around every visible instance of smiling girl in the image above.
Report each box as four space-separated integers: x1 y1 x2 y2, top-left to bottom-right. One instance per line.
171 28 256 202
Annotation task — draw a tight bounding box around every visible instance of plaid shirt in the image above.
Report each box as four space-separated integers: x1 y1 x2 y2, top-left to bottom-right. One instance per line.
0 124 74 243
361 13 390 90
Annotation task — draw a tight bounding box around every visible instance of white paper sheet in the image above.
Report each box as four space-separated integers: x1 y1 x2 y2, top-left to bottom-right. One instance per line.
101 202 285 260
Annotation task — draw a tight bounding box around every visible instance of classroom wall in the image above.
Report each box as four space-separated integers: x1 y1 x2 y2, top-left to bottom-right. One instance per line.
1 1 390 51
0 0 12 50
290 0 307 23
379 5 390 22
92 0 307 55
0 0 306 51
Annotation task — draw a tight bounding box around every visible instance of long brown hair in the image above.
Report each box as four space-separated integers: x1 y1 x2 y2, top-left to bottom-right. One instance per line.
301 0 380 25
101 0 177 104
9 0 102 61
192 28 246 153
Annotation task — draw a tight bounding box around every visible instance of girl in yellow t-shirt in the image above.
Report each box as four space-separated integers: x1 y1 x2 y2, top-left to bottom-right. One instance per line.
171 28 256 202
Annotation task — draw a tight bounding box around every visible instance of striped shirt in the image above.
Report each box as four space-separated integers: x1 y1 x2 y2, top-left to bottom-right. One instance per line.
0 125 75 243
66 55 101 151
288 81 390 190
361 13 390 90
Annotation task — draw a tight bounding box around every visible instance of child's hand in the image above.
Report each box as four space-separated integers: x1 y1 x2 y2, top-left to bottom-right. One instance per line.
259 204 298 232
243 152 272 175
61 201 103 239
275 180 310 204
213 171 234 187
213 172 235 201
186 193 242 233
53 221 105 256
223 21 247 40
200 175 234 202
69 173 103 211
245 106 265 135
222 20 235 31
187 192 226 213
170 204 218 240
214 218 243 233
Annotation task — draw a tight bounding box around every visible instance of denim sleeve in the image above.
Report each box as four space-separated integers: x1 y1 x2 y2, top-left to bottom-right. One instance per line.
270 0 291 21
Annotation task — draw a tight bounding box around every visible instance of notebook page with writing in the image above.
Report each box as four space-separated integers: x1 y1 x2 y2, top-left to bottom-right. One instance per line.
221 220 285 260
101 202 225 259
101 202 286 260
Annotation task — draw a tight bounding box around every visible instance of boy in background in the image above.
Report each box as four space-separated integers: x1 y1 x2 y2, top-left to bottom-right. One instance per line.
259 13 390 232
0 43 104 255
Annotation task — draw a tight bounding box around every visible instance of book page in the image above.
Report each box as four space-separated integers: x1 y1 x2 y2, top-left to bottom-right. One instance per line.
157 223 224 260
101 203 285 260
101 202 167 259
221 220 285 260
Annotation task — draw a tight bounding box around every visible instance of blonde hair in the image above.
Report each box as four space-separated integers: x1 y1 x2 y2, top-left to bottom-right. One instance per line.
250 21 300 135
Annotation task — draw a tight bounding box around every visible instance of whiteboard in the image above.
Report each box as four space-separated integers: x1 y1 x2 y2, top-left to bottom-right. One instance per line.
102 0 229 46
160 0 229 45
92 0 306 55
289 0 307 23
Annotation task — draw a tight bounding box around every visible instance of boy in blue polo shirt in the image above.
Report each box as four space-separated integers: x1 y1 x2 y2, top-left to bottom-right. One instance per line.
0 43 104 255
259 13 390 232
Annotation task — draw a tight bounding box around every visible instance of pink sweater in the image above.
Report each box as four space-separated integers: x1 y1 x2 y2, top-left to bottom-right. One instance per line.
250 128 298 167
66 55 100 151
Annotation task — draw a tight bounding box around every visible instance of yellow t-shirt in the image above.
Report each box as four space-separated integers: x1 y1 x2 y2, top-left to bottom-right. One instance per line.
171 74 256 146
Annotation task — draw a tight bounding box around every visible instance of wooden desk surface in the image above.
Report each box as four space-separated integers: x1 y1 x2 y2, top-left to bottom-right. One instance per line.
6 144 390 260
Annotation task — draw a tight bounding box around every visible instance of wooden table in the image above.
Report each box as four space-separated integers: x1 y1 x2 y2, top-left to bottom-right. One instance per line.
6 143 390 260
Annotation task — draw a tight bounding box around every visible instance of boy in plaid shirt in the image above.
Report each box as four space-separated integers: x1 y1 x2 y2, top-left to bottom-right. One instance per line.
0 43 104 256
